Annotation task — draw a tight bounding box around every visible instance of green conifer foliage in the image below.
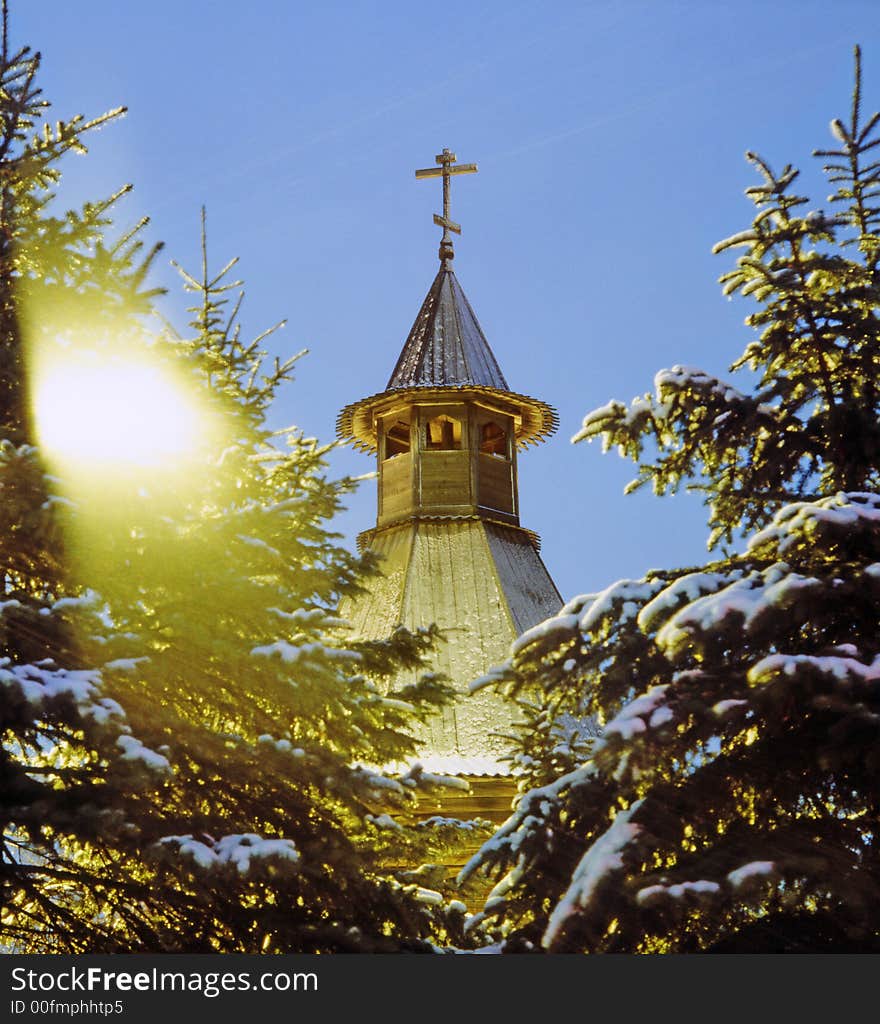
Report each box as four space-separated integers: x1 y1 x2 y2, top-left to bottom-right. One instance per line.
0 4 171 951
0 6 464 953
462 48 880 954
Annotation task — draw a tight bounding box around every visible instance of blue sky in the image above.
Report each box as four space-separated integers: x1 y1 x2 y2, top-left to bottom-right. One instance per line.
17 1 880 601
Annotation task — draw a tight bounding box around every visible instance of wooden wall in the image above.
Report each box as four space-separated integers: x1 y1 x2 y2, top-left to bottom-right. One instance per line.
418 450 472 508
477 452 514 514
379 452 412 523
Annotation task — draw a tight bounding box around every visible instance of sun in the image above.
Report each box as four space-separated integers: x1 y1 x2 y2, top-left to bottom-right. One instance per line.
32 355 204 471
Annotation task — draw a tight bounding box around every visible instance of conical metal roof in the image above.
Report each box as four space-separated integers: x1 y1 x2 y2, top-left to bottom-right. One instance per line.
337 263 558 453
386 265 509 390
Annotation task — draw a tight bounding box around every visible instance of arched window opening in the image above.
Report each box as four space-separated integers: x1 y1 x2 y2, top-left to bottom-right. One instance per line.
426 414 462 451
384 418 411 459
480 420 508 458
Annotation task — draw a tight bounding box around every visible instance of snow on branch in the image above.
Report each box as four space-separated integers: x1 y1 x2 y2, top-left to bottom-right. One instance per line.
0 658 121 725
748 492 880 556
250 640 362 664
157 833 300 875
636 879 721 907
458 762 596 885
748 652 880 688
542 800 643 949
116 734 171 772
654 564 822 657
603 685 672 741
0 657 171 775
653 366 749 406
638 569 745 633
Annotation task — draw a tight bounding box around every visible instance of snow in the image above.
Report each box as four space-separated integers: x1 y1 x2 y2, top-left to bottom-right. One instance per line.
748 652 880 686
0 658 104 716
0 648 158 754
648 706 674 728
749 492 880 555
236 534 280 558
159 833 301 874
371 695 416 712
349 763 400 788
542 800 643 948
604 685 670 740
41 494 76 510
250 640 361 664
579 578 666 634
712 699 748 716
654 564 821 655
366 813 402 831
572 399 628 442
257 734 305 757
830 117 848 142
507 582 664 662
636 879 721 906
411 887 444 905
400 763 471 790
469 661 514 693
511 610 581 657
638 570 743 633
267 606 345 628
51 590 102 613
459 762 597 886
829 643 860 656
573 394 657 444
573 364 774 453
727 861 776 888
654 365 748 405
116 733 171 772
416 816 489 831
400 753 507 778
104 657 150 672
712 228 759 251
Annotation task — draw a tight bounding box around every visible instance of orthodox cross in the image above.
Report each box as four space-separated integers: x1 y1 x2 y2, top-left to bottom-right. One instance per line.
415 148 477 263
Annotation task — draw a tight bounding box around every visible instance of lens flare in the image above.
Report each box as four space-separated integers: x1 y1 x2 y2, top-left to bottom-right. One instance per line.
33 356 204 470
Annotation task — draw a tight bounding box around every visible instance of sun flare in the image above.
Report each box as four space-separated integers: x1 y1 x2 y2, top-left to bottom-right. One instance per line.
33 356 204 471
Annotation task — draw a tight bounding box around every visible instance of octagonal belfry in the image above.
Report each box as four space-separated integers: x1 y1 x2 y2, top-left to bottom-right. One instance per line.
337 150 561 778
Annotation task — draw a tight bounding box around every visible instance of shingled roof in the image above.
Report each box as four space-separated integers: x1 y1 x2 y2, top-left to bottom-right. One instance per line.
385 265 508 390
337 263 559 453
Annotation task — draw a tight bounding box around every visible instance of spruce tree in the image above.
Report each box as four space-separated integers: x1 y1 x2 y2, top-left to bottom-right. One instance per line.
0 5 466 953
462 47 880 953
0 3 172 951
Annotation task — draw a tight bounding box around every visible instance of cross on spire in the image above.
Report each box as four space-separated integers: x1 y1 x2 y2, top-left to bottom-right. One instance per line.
415 148 477 264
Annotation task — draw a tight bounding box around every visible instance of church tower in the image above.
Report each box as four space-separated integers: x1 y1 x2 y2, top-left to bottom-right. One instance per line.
337 149 561 778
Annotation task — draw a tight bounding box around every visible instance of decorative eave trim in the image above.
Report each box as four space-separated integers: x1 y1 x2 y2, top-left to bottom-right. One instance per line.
357 514 543 553
337 384 559 453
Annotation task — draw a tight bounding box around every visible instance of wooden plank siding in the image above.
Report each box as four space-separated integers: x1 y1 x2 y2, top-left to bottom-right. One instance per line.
417 450 472 510
339 524 414 640
484 523 563 633
401 521 519 761
477 452 514 514
342 519 563 766
378 451 412 524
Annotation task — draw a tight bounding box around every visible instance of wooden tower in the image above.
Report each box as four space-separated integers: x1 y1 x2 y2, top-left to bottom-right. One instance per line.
337 150 562 788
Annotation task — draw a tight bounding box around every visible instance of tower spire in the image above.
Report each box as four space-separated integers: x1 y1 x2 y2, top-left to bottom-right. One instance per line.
337 150 562 778
415 148 477 264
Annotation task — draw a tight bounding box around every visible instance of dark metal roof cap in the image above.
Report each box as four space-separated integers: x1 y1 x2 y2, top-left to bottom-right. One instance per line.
386 265 509 391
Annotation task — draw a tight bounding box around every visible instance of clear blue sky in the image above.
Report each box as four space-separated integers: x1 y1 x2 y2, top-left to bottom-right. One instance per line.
16 1 880 602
